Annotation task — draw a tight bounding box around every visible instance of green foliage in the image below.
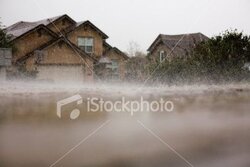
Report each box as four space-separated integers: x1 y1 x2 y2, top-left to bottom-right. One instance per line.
193 29 250 68
0 22 13 48
148 29 250 84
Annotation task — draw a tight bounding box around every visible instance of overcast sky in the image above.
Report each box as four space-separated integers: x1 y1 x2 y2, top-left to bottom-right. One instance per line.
0 0 250 52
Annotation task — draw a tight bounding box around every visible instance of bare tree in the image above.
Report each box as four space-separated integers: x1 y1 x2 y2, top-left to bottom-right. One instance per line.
127 41 142 57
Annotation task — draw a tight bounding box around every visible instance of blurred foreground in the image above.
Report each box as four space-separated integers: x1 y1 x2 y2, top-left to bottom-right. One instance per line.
0 82 250 167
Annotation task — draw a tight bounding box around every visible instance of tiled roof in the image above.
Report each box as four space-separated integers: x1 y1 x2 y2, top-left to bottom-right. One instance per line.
148 33 209 57
33 15 63 26
5 15 65 40
160 33 208 47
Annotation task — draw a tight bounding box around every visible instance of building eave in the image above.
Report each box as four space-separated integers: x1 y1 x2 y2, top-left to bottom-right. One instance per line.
67 20 109 39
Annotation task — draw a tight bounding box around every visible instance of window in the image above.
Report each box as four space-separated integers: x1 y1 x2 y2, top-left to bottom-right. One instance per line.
77 37 94 53
111 60 119 69
107 59 119 70
159 50 165 62
111 60 119 79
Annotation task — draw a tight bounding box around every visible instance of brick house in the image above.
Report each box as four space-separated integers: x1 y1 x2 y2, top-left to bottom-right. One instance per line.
147 33 209 62
5 14 128 83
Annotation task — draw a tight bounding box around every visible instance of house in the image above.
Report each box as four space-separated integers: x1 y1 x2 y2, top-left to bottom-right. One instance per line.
95 41 129 80
5 14 128 83
147 33 209 62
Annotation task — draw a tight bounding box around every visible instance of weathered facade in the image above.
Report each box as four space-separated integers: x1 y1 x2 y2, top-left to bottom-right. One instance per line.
67 21 108 57
23 38 94 83
99 42 129 80
5 14 128 83
147 33 209 62
9 25 57 63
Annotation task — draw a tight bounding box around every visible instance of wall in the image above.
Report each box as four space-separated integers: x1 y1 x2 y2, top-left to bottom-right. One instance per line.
105 49 127 80
67 25 104 56
149 44 174 62
25 41 94 82
13 28 54 63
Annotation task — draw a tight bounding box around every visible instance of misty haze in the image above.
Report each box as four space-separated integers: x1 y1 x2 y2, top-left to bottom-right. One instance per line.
0 0 250 167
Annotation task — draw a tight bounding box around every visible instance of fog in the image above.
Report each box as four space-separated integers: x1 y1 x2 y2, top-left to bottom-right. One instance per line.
0 81 250 167
1 0 250 166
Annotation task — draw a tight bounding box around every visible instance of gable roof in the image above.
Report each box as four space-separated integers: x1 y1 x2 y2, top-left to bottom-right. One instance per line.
34 14 76 27
5 24 58 41
5 14 109 41
103 41 129 60
5 14 75 41
98 48 129 64
103 41 112 50
112 47 129 60
17 37 96 64
147 33 209 56
67 20 109 39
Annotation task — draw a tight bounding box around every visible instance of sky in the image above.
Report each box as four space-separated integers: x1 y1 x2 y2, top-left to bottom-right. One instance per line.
0 0 250 52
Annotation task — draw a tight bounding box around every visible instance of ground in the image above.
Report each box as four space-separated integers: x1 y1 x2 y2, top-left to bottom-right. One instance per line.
0 82 250 167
